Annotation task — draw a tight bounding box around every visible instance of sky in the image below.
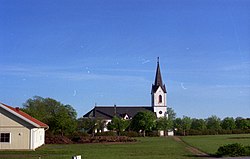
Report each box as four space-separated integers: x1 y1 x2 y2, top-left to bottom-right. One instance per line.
0 0 250 119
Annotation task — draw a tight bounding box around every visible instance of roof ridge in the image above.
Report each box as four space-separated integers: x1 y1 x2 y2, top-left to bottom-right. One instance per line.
0 102 48 128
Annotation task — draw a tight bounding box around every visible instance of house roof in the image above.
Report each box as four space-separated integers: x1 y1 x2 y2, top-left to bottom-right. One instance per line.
152 58 166 93
83 106 153 120
0 103 49 128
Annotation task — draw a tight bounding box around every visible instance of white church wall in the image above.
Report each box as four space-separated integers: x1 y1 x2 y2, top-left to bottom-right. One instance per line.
153 87 167 118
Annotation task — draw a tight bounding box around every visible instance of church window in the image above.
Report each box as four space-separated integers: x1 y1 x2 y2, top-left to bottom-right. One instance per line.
159 95 162 103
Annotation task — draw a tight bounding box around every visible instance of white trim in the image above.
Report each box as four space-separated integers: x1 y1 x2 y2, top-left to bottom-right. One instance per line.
0 103 41 128
30 129 33 150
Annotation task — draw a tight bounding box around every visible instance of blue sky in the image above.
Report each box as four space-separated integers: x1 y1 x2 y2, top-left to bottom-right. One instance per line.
1 0 249 119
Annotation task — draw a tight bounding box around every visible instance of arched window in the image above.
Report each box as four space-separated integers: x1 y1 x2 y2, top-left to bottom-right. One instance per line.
159 95 162 103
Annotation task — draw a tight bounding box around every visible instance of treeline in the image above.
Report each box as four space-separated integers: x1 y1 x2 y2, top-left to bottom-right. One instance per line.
173 115 250 136
22 96 250 137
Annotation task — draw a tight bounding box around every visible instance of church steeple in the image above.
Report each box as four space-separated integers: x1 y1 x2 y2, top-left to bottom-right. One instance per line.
151 57 167 118
152 57 166 93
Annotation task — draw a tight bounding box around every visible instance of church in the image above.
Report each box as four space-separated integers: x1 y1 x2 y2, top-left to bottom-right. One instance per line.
83 58 172 135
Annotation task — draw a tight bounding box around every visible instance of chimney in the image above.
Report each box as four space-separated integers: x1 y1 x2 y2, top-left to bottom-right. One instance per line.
114 104 117 116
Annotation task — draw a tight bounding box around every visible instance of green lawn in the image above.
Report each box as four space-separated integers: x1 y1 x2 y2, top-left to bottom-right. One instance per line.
0 137 193 159
181 134 250 155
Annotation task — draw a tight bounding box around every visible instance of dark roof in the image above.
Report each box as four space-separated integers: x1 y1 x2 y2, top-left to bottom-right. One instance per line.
152 58 166 93
83 106 153 119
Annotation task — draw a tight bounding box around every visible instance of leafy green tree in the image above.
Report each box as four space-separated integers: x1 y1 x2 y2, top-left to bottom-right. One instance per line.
191 118 207 131
167 107 176 120
96 119 107 133
130 111 156 137
107 116 130 135
221 117 236 130
173 116 192 135
174 118 182 131
77 117 105 136
156 117 173 136
206 115 221 133
235 117 250 130
182 116 192 136
77 117 95 133
22 96 77 135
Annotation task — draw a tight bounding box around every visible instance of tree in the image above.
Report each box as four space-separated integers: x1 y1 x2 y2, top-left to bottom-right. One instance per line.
221 117 236 130
173 116 192 136
174 118 182 131
107 116 130 135
191 118 206 131
77 117 104 136
235 117 250 130
206 115 221 133
182 116 192 136
130 111 156 137
156 117 173 136
22 96 77 135
77 117 95 133
167 107 176 120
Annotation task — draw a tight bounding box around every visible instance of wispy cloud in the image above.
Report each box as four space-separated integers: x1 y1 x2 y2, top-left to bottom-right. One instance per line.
215 84 250 88
0 64 151 83
220 62 250 71
180 82 187 90
95 68 154 73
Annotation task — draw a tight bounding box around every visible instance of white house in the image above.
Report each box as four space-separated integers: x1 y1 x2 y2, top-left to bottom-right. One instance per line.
0 103 49 150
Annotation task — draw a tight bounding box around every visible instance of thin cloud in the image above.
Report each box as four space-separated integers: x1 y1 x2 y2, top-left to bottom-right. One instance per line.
0 64 150 83
220 62 250 71
180 82 187 90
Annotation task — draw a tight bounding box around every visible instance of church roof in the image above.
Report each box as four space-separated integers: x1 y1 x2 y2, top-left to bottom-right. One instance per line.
152 58 166 93
83 106 153 119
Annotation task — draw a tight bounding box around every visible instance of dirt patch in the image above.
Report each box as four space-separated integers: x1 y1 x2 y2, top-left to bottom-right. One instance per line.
172 136 182 142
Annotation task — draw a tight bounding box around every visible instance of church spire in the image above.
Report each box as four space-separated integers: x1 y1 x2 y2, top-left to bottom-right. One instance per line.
155 57 163 86
152 57 166 93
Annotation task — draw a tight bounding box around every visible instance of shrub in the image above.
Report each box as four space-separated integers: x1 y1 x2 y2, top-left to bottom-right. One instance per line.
217 143 246 157
95 131 117 136
188 129 202 135
232 129 244 134
201 129 217 135
218 129 232 134
120 131 140 137
146 131 159 137
244 129 250 133
245 146 250 156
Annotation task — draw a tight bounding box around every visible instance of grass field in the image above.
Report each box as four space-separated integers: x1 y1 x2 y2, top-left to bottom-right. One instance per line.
181 134 250 155
0 137 193 159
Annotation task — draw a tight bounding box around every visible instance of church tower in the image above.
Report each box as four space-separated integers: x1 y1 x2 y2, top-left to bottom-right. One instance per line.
151 57 167 118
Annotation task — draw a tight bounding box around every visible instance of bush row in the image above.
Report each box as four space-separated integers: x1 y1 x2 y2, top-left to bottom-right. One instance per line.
175 129 250 136
95 131 160 137
46 134 136 144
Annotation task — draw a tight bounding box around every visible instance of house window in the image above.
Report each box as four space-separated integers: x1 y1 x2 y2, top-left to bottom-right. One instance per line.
0 133 10 143
159 95 162 103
